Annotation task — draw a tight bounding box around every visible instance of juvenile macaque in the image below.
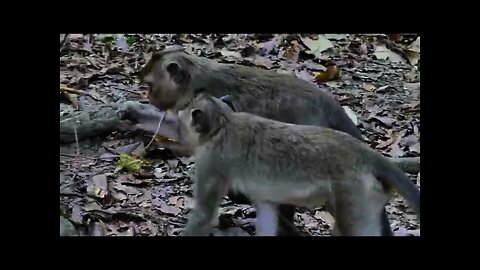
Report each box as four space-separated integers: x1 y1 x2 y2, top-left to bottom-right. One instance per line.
171 96 420 236
132 46 419 236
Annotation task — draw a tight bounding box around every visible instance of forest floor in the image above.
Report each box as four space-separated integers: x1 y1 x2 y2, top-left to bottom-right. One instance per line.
59 34 420 236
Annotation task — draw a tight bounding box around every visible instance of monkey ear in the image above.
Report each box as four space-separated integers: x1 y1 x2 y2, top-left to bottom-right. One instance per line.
191 109 209 134
219 95 236 111
166 62 187 84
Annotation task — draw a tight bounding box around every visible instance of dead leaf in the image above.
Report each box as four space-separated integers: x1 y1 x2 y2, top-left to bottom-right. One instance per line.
342 106 358 126
282 41 300 64
87 174 108 199
376 85 391 92
374 46 405 62
400 134 419 147
324 34 347 41
155 199 181 216
314 211 335 227
404 50 420 66
116 34 129 52
404 82 420 91
252 56 274 69
84 201 102 212
377 131 400 149
166 159 179 171
363 83 376 92
326 81 341 88
300 213 319 229
371 116 396 127
111 191 128 201
302 61 326 71
113 182 140 195
113 143 144 155
258 35 284 55
409 37 420 53
410 142 420 154
301 35 334 60
70 205 83 224
388 144 404 158
117 173 152 186
69 34 84 40
168 196 186 209
295 70 314 82
220 50 243 61
314 65 341 82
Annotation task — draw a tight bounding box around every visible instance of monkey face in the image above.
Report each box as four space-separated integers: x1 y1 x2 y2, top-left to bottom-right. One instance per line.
138 51 192 111
177 96 231 147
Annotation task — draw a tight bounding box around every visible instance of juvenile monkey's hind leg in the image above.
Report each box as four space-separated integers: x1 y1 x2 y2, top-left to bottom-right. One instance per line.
255 203 279 236
332 178 389 236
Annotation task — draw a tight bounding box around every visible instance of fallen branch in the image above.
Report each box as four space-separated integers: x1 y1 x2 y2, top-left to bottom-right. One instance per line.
59 101 420 173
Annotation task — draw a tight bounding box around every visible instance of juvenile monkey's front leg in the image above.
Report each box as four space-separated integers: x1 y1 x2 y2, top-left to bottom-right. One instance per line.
181 175 228 236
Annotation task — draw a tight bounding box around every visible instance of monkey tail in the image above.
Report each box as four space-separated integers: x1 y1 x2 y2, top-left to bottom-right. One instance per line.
373 155 420 221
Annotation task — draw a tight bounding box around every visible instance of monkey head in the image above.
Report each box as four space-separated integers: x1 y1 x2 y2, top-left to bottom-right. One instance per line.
177 95 234 147
138 46 196 111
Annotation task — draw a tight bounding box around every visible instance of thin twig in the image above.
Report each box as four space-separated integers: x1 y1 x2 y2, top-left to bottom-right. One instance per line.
73 126 80 156
145 113 165 149
60 84 88 95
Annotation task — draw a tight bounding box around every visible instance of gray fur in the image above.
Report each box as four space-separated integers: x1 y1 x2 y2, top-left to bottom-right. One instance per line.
179 97 420 236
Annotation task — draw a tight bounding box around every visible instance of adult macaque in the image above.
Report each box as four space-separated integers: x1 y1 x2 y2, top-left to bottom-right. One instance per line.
169 96 420 236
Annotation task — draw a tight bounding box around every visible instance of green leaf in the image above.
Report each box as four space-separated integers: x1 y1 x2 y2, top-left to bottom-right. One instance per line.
116 154 143 172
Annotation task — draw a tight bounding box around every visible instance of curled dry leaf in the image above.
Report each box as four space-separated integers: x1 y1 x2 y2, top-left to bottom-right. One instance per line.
314 65 341 82
87 174 108 199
